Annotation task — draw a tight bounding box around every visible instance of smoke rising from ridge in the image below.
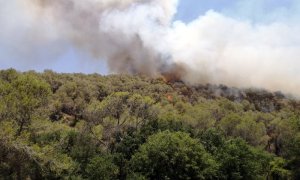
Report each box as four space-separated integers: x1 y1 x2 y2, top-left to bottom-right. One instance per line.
1 0 300 96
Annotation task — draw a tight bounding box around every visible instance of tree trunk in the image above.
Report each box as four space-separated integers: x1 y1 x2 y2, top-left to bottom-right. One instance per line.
16 120 25 136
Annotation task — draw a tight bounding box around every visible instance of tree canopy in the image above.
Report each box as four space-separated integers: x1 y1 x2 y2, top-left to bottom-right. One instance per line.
0 69 299 179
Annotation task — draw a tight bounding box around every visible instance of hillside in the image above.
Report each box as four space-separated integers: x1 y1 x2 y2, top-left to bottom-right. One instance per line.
0 68 299 179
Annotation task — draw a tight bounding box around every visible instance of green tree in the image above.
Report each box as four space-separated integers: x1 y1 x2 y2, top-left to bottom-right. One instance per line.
199 128 226 155
0 121 75 179
96 92 130 127
0 79 11 120
0 68 19 82
285 133 300 178
218 138 271 180
4 74 51 136
86 155 119 180
54 80 95 124
127 94 156 128
268 157 291 180
219 112 267 146
130 131 218 180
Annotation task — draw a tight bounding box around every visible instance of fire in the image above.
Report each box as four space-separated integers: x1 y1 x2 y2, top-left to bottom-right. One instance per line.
166 94 173 102
160 62 187 83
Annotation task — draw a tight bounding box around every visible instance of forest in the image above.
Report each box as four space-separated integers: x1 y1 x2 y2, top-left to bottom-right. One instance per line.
0 68 299 179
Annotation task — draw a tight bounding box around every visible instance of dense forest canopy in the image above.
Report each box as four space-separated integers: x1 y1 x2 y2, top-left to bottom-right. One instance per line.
0 68 300 179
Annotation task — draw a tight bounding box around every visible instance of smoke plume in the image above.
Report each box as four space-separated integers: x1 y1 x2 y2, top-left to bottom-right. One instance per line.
1 0 300 96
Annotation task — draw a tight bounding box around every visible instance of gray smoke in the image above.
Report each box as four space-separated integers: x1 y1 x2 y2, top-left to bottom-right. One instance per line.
1 0 300 96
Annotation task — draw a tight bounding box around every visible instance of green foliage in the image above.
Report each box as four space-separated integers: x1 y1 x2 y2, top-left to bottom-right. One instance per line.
0 69 297 179
0 68 19 82
269 157 292 179
286 133 300 178
199 128 226 154
86 155 119 180
2 73 51 135
0 121 76 179
217 138 272 180
130 131 219 179
220 112 267 146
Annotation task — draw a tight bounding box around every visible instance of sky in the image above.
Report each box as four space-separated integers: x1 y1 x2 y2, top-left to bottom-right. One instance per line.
0 0 298 74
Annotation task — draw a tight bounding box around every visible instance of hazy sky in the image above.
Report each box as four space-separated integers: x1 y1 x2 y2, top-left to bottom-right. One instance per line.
0 0 298 74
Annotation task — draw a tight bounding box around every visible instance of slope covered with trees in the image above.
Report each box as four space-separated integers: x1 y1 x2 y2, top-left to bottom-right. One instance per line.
0 69 299 179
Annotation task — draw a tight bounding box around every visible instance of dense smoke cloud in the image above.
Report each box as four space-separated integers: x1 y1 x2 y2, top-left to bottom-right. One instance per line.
168 11 300 95
0 0 300 96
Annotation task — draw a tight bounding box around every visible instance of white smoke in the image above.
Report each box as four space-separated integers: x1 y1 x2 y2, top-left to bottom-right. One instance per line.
0 0 300 96
168 11 300 95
